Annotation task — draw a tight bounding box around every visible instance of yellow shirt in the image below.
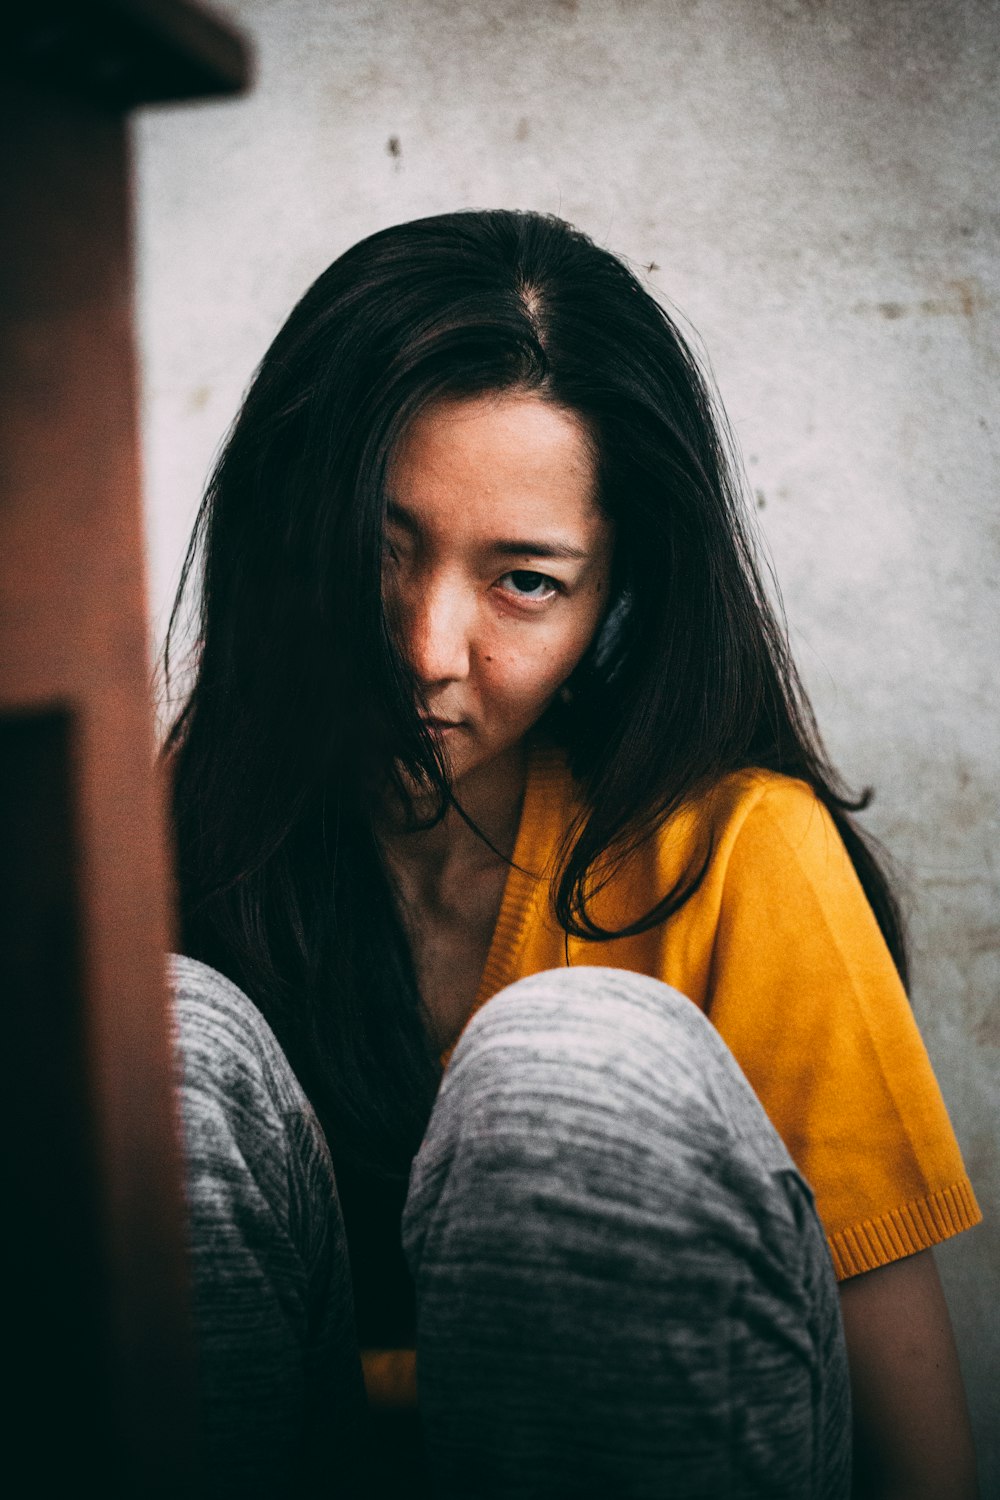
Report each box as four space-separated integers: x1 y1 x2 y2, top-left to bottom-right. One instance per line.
362 744 980 1408
462 742 980 1280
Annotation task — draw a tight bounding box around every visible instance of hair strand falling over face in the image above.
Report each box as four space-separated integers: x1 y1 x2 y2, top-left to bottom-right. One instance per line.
164 209 908 1177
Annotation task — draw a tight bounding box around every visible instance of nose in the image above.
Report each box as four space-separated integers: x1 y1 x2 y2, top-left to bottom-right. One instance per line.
403 574 472 689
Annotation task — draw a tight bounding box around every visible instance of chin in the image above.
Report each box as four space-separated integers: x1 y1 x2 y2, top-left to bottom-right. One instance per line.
452 736 524 785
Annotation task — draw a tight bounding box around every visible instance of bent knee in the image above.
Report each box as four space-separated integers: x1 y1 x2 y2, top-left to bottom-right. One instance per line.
462 965 706 1063
404 967 814 1284
440 966 776 1163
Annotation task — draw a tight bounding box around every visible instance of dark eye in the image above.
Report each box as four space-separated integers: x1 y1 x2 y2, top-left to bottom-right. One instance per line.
500 570 559 600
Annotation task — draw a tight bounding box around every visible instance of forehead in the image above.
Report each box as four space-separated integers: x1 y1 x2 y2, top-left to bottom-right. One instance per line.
388 393 602 542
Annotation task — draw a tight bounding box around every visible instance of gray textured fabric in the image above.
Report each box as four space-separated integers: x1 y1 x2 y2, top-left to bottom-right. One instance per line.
172 957 850 1498
171 955 368 1496
404 967 851 1499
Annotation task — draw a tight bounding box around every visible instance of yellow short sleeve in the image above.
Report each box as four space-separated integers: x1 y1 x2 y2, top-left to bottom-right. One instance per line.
705 779 980 1278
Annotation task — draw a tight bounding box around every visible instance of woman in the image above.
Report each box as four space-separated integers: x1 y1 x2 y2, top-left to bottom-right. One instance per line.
166 210 980 1497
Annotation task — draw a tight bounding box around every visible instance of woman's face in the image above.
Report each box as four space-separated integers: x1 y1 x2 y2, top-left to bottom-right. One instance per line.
384 392 614 791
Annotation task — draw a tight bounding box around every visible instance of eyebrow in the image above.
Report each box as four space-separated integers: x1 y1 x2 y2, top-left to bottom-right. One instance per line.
385 500 590 561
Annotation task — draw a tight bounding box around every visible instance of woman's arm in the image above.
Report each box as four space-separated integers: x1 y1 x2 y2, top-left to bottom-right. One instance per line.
839 1249 978 1499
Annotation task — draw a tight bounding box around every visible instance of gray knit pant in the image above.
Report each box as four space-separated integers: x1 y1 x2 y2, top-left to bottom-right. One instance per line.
172 956 850 1498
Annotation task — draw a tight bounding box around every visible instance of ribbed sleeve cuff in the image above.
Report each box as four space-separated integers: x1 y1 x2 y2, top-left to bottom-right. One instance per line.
828 1177 982 1280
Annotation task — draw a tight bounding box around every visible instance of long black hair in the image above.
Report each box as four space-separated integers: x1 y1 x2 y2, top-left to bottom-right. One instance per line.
165 208 907 1177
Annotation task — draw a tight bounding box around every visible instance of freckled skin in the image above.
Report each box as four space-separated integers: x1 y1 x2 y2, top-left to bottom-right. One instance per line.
384 393 614 795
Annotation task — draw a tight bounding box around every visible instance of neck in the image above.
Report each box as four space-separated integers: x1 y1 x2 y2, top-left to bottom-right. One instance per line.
380 740 527 880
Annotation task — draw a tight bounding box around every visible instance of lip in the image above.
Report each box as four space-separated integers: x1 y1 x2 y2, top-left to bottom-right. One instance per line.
420 716 464 732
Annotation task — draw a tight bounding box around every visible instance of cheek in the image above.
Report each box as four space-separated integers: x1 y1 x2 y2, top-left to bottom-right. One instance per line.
541 599 607 676
484 631 592 714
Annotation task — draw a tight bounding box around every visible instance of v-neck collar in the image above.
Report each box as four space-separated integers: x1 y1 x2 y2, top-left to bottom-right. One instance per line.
439 737 572 1066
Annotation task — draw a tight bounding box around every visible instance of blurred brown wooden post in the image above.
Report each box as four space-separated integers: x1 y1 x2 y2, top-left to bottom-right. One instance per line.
1 2 250 1489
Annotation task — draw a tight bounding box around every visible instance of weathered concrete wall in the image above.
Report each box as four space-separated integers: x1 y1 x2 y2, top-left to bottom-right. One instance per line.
135 0 999 1479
